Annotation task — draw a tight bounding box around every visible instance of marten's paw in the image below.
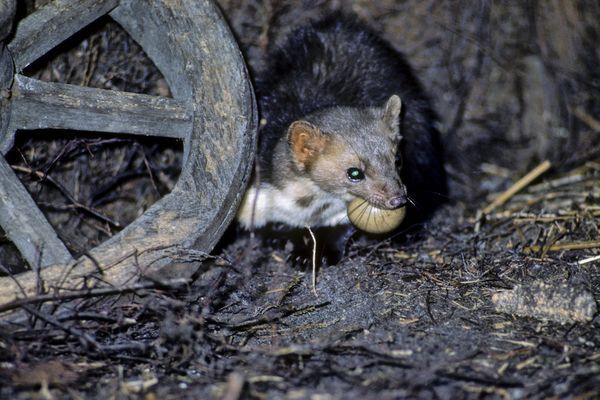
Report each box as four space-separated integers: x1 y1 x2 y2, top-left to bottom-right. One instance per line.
254 223 353 268
287 225 353 268
286 248 313 269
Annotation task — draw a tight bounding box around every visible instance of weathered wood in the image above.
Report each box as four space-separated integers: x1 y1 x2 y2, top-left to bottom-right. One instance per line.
0 0 16 151
0 0 16 40
8 74 192 140
0 156 74 267
8 0 120 71
0 0 257 310
111 0 257 250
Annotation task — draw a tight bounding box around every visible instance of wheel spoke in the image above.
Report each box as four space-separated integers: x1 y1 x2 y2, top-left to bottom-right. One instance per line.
0 156 74 268
8 0 120 71
9 75 192 139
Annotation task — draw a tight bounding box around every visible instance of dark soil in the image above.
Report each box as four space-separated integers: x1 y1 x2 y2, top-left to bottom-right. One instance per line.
1 1 599 399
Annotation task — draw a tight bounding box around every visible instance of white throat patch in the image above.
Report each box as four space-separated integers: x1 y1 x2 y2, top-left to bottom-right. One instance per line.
237 178 349 229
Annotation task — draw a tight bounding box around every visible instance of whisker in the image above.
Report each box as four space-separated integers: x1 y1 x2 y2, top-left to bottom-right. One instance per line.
419 190 450 201
359 201 374 227
407 195 418 209
348 198 369 214
362 203 374 230
335 198 366 226
334 212 349 226
428 190 450 199
347 198 372 230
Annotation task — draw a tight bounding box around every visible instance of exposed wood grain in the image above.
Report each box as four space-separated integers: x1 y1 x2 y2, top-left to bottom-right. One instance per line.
8 0 120 71
0 156 74 267
0 0 257 310
9 74 192 139
0 0 16 151
111 0 257 250
0 0 16 40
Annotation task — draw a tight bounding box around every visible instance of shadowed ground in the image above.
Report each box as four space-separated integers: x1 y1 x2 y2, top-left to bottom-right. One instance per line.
0 1 598 398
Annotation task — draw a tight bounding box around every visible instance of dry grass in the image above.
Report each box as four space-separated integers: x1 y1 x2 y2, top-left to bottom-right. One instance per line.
0 1 598 398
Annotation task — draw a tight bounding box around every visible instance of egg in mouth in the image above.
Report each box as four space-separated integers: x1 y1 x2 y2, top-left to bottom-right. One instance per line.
347 197 406 234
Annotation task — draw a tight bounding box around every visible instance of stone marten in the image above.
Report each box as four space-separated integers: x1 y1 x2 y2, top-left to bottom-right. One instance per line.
236 13 447 264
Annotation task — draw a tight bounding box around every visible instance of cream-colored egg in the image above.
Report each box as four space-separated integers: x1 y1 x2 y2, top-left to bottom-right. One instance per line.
347 198 406 234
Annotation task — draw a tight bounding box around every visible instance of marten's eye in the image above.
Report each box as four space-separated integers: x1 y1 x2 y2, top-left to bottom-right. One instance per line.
347 167 365 182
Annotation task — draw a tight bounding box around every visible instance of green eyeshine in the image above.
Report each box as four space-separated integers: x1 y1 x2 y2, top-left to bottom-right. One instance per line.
347 167 365 181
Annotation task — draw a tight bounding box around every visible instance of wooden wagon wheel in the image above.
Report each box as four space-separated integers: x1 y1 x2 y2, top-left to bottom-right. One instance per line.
0 0 257 307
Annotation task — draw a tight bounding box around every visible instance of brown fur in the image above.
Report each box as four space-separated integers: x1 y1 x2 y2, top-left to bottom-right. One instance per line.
288 121 329 172
237 96 407 230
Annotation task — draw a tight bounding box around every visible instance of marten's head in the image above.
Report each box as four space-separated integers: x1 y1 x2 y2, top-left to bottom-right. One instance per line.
287 95 407 211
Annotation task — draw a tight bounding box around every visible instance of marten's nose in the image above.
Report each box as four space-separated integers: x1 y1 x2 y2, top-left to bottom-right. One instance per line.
387 195 407 209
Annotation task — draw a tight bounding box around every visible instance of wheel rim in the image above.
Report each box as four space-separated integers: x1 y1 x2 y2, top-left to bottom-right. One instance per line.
0 0 256 305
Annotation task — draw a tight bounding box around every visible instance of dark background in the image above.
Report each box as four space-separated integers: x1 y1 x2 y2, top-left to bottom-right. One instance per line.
1 1 599 399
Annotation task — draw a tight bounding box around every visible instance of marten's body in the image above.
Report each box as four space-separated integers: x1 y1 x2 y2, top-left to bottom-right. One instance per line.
237 14 446 261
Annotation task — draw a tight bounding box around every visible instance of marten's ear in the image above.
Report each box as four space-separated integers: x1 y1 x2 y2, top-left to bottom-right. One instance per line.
382 95 402 139
288 121 328 171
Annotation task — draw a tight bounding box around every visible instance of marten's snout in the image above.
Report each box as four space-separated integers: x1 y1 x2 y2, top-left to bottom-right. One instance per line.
387 195 407 209
384 180 408 209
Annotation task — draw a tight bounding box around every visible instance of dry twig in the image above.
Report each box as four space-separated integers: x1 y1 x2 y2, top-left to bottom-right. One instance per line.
481 160 552 215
